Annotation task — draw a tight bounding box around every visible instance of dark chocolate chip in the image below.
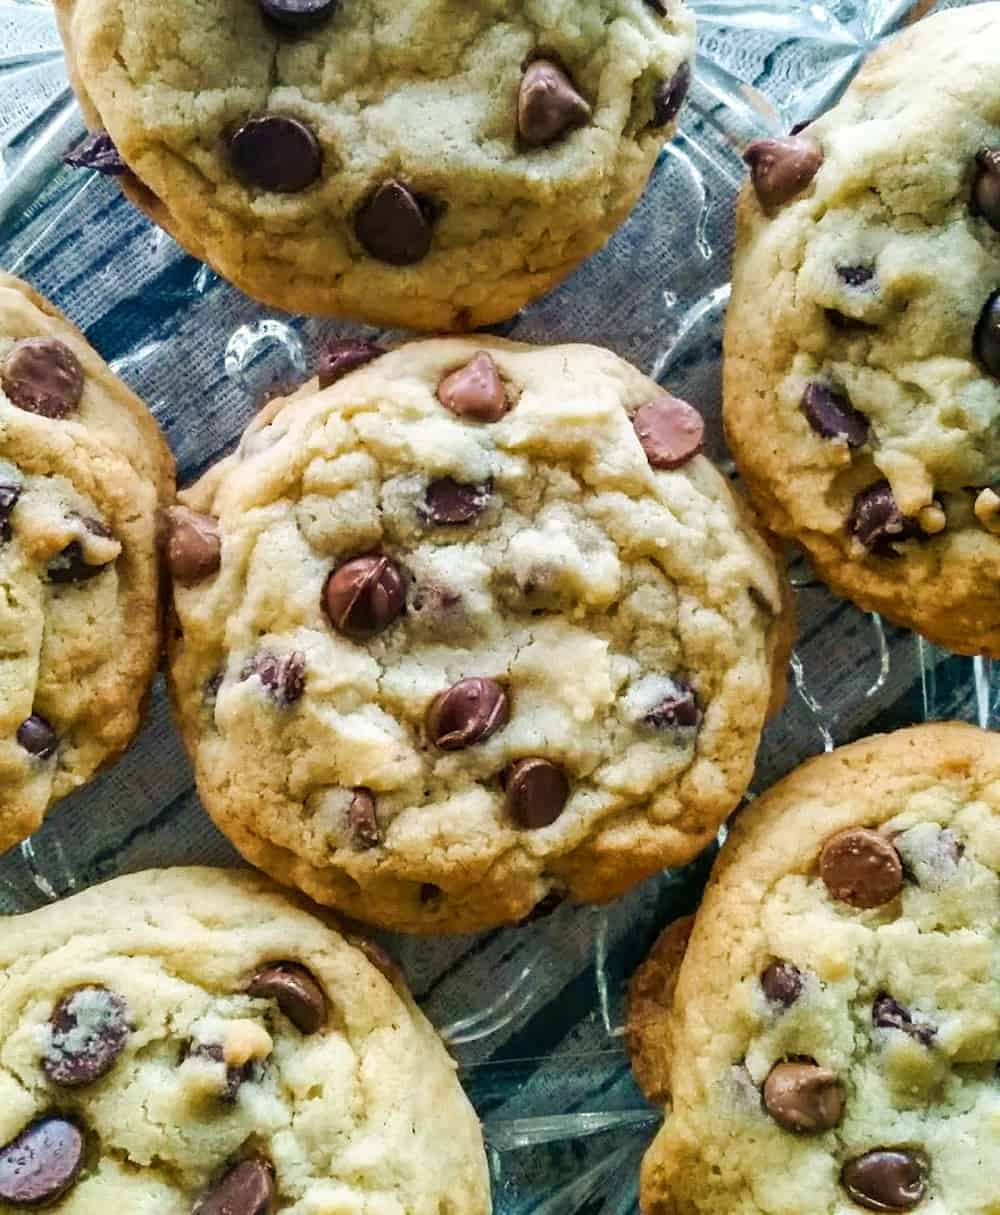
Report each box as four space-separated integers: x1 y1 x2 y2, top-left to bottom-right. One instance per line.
63 132 127 176
848 482 921 557
194 1159 275 1215
421 478 492 526
837 265 875 288
166 506 221 586
505 758 570 829
322 555 405 639
17 715 57 759
241 651 306 706
0 1118 84 1206
257 0 338 29
419 883 441 905
841 1149 928 1212
427 677 508 751
643 680 700 730
46 540 114 584
872 994 936 1047
820 828 903 908
316 339 384 389
437 352 508 422
801 382 870 448
348 787 380 849
744 135 823 209
185 1042 253 1102
518 60 592 147
0 482 20 544
651 61 691 128
974 290 1000 379
43 986 129 1087
229 114 322 193
761 961 804 1008
633 395 705 469
972 148 1000 232
248 963 326 1034
2 338 84 419
355 180 433 266
762 1060 845 1133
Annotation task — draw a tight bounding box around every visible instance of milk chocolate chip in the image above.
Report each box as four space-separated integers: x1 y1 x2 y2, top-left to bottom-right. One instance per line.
258 0 338 28
166 507 221 585
2 338 83 418
195 1159 275 1215
230 114 321 193
518 60 592 147
421 478 491 526
43 986 129 1087
316 338 384 388
841 1149 928 1211
744 136 823 209
761 961 804 1008
248 963 326 1034
427 678 508 750
323 555 405 638
633 395 705 469
651 61 691 128
972 148 1000 231
437 352 508 422
801 382 869 448
17 715 57 759
0 1118 84 1206
505 758 569 829
848 482 921 557
820 828 903 908
762 1060 844 1132
355 180 433 265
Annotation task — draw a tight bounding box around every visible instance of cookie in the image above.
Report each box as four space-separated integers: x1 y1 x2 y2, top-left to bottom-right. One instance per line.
628 722 1000 1215
0 867 490 1213
724 5 1000 657
54 0 695 331
0 272 173 853
166 336 790 934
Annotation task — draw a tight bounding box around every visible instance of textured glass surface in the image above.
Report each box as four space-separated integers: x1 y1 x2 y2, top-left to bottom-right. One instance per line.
0 2 995 1212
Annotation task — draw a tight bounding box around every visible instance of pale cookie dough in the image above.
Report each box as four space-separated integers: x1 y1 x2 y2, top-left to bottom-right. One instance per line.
166 336 790 934
0 272 173 854
628 722 1000 1215
55 0 696 331
724 5 1000 657
0 867 490 1213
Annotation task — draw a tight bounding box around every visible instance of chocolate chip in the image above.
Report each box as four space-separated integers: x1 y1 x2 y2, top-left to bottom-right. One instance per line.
643 680 700 730
346 934 402 983
421 478 491 526
166 507 221 585
762 1060 845 1133
761 961 804 1008
46 540 114 584
744 135 823 209
644 0 668 12
316 338 384 388
972 148 1000 231
0 483 20 544
633 395 705 469
427 677 508 751
974 291 1000 379
194 1159 275 1215
348 787 380 849
837 265 875 288
420 882 441 905
848 482 921 557
820 828 903 909
241 651 306 706
322 555 405 639
437 352 508 422
248 963 326 1034
185 1043 253 1102
801 382 869 447
872 994 936 1047
63 132 127 176
517 59 592 147
505 758 569 829
43 986 129 1087
229 114 321 193
0 1118 84 1206
17 715 57 759
257 0 338 28
355 180 433 265
651 61 691 128
2 338 84 419
841 1149 928 1212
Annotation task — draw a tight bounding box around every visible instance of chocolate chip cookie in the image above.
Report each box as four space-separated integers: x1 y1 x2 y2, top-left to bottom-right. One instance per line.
724 5 1000 656
166 336 790 933
0 272 173 853
0 867 490 1212
628 722 1000 1215
55 0 695 331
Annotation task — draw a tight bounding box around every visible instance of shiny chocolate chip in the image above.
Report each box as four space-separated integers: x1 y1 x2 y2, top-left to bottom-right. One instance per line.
185 1042 253 1102
518 60 592 147
848 482 920 557
421 478 491 526
644 680 700 730
427 677 508 751
841 1149 928 1212
762 1060 844 1133
248 963 326 1034
355 180 433 265
17 714 57 759
505 758 569 829
974 291 1000 379
761 961 804 1008
64 131 127 176
801 382 869 447
744 135 823 209
0 1118 84 1206
241 651 306 706
872 994 936 1047
0 482 20 544
166 506 221 585
837 265 875 288
46 540 113 584
230 114 321 193
651 61 691 128
972 148 1000 232
316 338 384 388
820 828 903 908
437 352 508 422
633 395 705 469
43 986 129 1087
258 0 338 28
323 555 405 639
2 338 84 419
195 1159 275 1215
348 787 380 849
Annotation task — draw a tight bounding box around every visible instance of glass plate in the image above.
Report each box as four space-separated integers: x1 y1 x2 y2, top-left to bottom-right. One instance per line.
0 2 995 1212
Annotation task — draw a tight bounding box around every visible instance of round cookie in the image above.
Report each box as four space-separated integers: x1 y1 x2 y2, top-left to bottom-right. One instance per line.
54 0 695 331
0 867 490 1213
0 272 174 853
628 722 1000 1215
166 336 790 934
724 5 1000 657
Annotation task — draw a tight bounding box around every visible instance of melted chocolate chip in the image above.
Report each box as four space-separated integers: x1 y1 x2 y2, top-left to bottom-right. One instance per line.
837 265 875 288
316 338 384 388
241 651 306 706
194 1159 275 1215
2 338 84 419
229 114 322 193
421 478 492 526
820 828 903 909
762 1060 844 1133
972 148 1000 232
841 1149 928 1212
0 1118 84 1206
43 986 129 1087
761 961 804 1008
166 507 221 585
643 681 700 730
505 758 570 829
248 963 326 1034
633 395 705 469
651 61 691 128
323 555 405 639
17 714 57 759
64 132 127 176
801 382 869 447
427 678 508 751
348 787 380 849
437 352 508 422
355 180 434 265
848 482 921 557
974 291 1000 379
518 60 592 147
257 0 338 28
872 994 936 1047
743 135 823 209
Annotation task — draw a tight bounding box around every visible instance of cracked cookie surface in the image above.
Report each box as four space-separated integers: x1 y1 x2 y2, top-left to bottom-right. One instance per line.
629 722 1000 1215
55 0 695 330
724 4 1000 656
167 337 789 933
0 867 490 1213
0 273 173 854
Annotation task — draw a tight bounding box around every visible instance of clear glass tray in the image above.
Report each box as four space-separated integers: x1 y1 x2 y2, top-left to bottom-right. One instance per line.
0 2 995 1212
